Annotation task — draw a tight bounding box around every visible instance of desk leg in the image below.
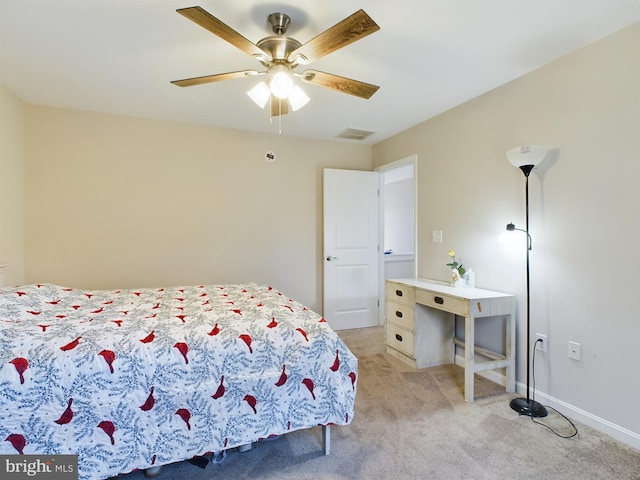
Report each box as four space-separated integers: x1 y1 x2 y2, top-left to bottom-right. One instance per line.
505 310 516 393
464 315 475 402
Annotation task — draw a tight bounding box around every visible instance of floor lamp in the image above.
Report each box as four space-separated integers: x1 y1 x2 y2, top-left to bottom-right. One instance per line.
505 145 548 418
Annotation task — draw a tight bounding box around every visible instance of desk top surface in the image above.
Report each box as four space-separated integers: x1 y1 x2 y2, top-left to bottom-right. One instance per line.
388 278 514 300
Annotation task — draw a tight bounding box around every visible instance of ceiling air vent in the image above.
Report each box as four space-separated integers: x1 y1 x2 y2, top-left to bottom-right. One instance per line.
336 128 376 141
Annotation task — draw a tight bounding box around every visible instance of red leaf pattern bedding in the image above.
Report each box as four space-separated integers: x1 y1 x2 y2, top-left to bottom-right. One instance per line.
0 283 357 480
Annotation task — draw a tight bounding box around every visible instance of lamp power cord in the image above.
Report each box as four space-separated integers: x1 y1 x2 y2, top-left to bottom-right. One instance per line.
530 338 578 438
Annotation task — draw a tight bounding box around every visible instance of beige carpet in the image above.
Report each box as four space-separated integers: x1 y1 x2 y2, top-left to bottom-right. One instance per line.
112 326 640 480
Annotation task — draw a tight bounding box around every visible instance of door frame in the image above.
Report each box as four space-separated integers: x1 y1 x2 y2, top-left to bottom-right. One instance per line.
375 155 418 326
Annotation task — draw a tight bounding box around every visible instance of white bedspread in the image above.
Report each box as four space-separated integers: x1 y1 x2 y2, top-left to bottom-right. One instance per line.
0 283 357 480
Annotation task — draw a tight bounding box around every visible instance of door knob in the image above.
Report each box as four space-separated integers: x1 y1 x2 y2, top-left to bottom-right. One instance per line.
325 256 338 261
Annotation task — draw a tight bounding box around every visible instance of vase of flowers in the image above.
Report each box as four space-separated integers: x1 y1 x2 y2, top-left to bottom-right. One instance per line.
447 249 466 287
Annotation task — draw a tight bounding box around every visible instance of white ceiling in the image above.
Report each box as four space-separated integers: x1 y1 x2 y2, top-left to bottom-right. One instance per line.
1 0 638 145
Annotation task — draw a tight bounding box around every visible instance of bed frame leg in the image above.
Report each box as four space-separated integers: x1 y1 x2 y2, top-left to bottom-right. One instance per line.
322 425 330 455
144 466 163 478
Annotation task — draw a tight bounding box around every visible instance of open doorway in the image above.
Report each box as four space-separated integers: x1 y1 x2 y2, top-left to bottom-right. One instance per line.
376 155 417 325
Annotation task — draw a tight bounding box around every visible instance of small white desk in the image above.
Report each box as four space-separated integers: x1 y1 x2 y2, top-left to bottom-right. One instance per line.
385 278 515 402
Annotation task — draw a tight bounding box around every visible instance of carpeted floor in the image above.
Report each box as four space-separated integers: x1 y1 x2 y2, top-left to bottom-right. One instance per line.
112 326 640 480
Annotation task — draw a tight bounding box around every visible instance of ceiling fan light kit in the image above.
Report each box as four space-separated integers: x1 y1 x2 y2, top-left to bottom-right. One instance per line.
172 6 380 118
247 81 310 112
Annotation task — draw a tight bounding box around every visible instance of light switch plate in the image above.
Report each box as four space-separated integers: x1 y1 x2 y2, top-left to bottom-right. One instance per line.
432 230 443 243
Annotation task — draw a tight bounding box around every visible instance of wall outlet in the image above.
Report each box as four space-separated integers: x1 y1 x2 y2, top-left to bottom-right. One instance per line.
536 333 547 352
568 341 581 360
432 230 443 243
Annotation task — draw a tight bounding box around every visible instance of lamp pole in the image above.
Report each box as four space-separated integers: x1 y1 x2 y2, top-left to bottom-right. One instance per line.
509 164 547 417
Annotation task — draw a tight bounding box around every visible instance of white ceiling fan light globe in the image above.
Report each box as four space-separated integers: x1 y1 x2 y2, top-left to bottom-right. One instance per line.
270 66 295 99
270 71 294 98
289 85 310 111
247 81 271 108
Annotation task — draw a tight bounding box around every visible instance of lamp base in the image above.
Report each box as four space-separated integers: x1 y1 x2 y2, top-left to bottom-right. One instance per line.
509 397 548 417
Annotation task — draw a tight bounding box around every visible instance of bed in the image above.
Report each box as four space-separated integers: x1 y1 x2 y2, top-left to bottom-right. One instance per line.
0 282 357 480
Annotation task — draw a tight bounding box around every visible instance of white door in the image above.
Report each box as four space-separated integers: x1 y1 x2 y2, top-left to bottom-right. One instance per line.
323 168 379 330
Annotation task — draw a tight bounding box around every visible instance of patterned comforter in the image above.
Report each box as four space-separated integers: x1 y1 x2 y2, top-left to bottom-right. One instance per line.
0 283 357 480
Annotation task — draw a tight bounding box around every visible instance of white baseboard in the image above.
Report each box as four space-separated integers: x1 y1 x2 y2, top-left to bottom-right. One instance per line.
454 353 640 451
514 381 640 451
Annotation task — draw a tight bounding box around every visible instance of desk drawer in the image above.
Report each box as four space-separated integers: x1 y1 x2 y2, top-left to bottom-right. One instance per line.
386 323 415 357
386 301 414 331
386 281 415 307
415 289 469 316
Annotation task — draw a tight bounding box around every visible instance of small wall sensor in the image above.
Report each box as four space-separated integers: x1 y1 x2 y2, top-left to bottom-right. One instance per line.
265 151 276 163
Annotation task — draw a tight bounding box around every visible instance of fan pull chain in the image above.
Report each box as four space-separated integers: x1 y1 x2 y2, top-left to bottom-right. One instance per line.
266 97 284 135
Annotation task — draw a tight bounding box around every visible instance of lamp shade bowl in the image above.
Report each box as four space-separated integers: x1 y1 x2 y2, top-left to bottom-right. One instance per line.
506 145 548 169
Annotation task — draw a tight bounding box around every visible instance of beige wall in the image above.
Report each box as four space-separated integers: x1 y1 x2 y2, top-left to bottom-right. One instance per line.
0 84 26 286
374 24 640 444
24 107 372 311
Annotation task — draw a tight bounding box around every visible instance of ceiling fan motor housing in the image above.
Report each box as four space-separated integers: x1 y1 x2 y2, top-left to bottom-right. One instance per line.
256 35 302 65
255 13 307 67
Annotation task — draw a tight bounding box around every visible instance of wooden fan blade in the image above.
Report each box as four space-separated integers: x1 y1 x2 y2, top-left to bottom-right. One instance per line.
171 70 262 87
177 6 268 60
300 70 379 99
270 96 289 116
289 9 379 64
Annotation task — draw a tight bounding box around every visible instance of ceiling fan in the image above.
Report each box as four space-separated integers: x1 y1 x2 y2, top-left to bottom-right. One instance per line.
171 6 380 116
